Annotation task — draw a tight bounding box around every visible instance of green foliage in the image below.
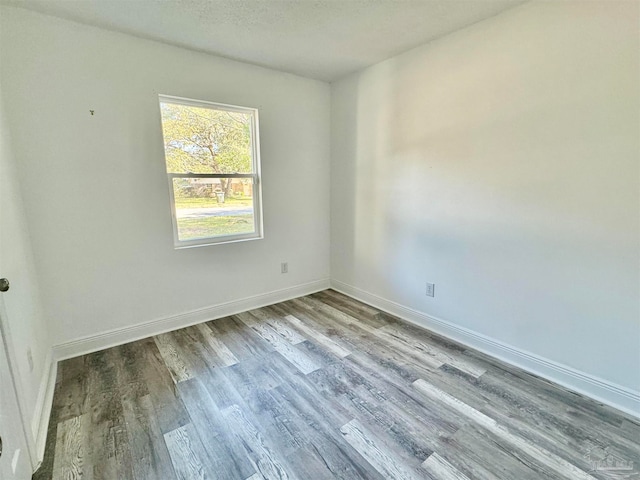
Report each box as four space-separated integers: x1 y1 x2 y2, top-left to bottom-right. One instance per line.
172 178 196 198
174 196 252 209
177 214 254 240
160 102 252 174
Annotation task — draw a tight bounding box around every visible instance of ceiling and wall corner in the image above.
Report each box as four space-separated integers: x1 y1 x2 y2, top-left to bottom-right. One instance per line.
1 0 527 82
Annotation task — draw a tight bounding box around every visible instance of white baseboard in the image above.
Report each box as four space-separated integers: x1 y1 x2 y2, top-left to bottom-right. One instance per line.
30 275 637 470
31 349 57 468
53 278 330 361
331 279 640 419
27 279 329 466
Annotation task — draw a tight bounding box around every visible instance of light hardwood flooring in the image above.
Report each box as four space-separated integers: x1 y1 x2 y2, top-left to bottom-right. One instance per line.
34 290 640 479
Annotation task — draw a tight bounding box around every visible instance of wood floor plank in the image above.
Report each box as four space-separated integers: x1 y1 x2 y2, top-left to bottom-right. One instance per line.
220 355 310 460
102 419 135 480
373 327 445 370
37 290 640 480
200 365 247 411
378 325 486 377
251 307 307 344
122 393 177 480
416 347 640 467
245 387 307 458
209 316 276 360
223 353 285 399
343 343 615 479
177 376 258 479
449 423 561 480
340 419 424 480
112 342 152 394
308 361 436 464
265 358 386 480
311 291 388 329
84 350 134 480
222 404 292 480
285 299 405 362
342 352 462 444
412 378 598 480
348 354 568 480
284 442 383 480
282 314 351 358
421 453 470 480
236 311 320 374
60 356 88 383
170 327 222 378
286 298 439 375
295 296 369 331
137 337 192 435
341 322 623 477
52 415 87 480
53 369 89 424
164 424 208 480
195 322 239 367
425 364 634 473
314 289 380 317
478 363 640 455
153 333 194 383
293 337 344 372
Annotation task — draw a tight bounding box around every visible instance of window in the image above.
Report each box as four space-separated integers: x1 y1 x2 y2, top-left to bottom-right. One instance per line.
159 95 263 247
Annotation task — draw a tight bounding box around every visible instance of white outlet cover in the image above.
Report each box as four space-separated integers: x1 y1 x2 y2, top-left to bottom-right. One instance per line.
426 283 435 297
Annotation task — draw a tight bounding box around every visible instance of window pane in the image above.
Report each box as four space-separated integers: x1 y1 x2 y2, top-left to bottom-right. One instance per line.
160 102 254 174
172 177 256 241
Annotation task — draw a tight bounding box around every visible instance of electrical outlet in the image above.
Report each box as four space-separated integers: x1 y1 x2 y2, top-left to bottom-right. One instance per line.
281 262 288 274
27 348 34 372
426 282 435 297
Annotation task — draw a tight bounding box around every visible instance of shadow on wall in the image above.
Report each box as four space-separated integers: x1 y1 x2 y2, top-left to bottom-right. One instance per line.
340 0 639 388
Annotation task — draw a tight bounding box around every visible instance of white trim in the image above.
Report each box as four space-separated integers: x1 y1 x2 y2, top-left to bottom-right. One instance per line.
31 349 56 468
53 279 330 361
30 276 638 470
330 279 640 419
0 298 37 470
31 278 329 466
158 94 256 115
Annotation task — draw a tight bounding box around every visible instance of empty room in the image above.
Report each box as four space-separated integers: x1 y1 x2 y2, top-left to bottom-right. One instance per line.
0 0 638 479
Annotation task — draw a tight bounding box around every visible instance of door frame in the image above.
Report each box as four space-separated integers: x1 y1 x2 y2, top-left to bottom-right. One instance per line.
0 298 38 472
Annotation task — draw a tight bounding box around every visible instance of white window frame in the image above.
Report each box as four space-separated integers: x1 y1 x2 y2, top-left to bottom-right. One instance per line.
159 95 264 248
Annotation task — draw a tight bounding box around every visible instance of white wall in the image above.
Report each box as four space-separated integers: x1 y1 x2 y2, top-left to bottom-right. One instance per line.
0 6 330 346
0 77 50 449
331 1 639 393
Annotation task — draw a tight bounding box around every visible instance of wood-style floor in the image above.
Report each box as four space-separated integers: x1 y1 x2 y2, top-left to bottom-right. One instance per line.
34 290 640 480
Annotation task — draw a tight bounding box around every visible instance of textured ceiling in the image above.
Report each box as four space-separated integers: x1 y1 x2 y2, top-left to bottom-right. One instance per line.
4 0 527 81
